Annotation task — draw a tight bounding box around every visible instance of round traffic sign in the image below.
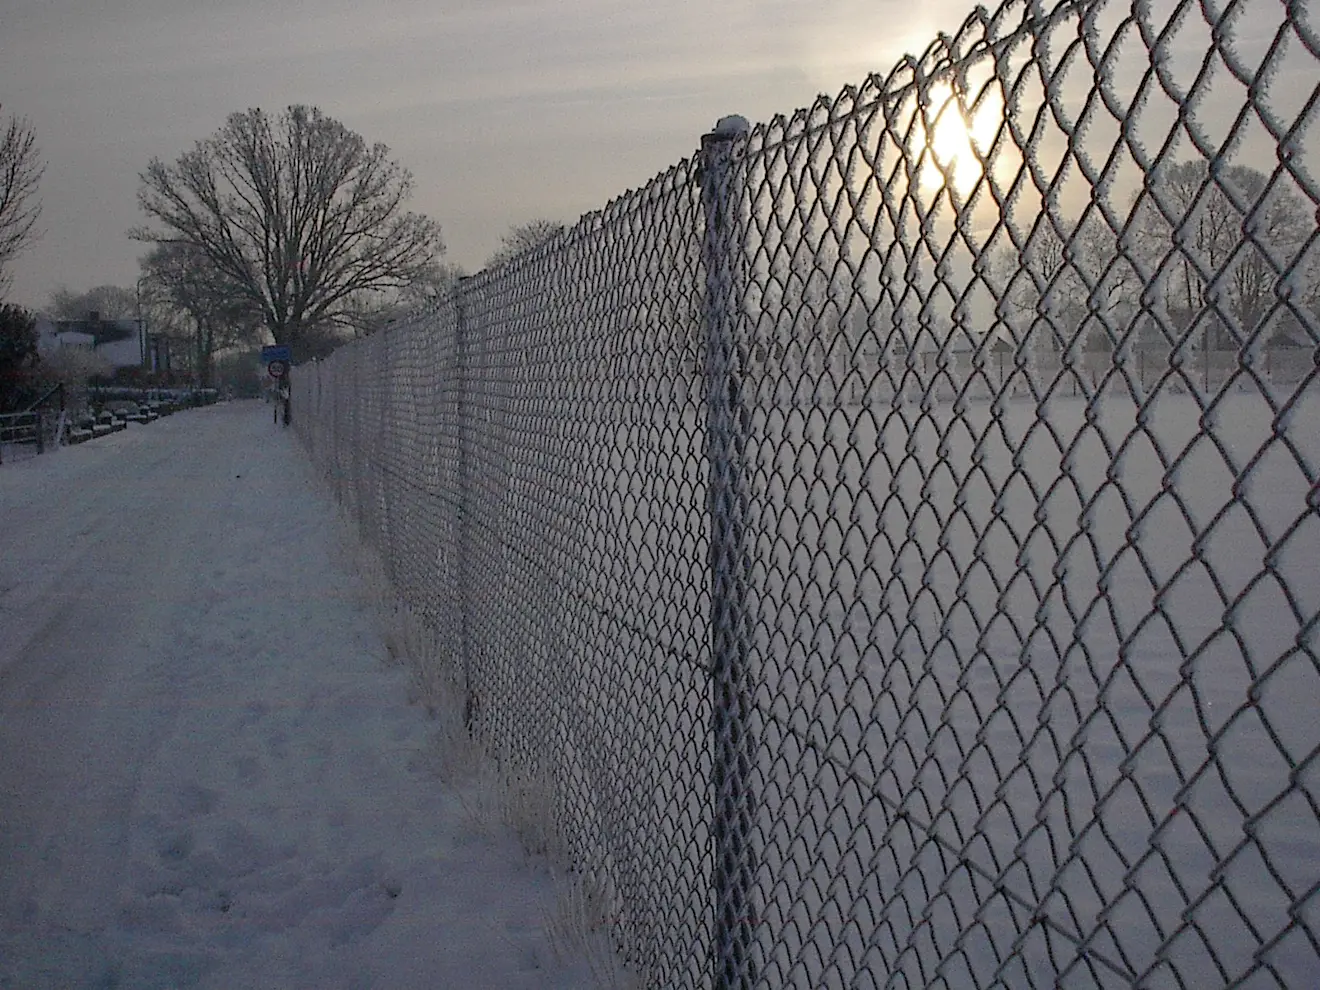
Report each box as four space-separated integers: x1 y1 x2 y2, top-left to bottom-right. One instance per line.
267 360 288 379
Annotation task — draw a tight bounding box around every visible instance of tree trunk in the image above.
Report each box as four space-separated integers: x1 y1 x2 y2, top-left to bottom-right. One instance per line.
194 318 214 389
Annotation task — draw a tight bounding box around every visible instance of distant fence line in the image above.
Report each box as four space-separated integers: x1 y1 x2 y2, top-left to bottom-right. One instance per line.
295 0 1320 986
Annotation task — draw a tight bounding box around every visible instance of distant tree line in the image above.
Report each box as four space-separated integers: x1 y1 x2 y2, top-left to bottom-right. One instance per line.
995 161 1316 358
731 158 1317 399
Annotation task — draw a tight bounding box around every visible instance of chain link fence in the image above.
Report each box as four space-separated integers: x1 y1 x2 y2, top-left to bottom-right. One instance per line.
294 0 1320 985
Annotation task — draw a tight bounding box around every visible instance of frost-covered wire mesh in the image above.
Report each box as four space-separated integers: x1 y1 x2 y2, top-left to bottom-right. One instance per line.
295 0 1320 986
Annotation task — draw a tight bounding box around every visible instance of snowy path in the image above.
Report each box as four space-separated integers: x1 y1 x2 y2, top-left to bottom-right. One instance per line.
0 402 588 990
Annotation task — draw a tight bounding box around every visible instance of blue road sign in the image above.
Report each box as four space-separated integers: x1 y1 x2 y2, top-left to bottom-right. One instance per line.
261 345 292 364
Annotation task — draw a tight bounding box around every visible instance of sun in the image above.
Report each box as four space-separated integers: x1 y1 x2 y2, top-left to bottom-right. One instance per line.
918 82 1002 198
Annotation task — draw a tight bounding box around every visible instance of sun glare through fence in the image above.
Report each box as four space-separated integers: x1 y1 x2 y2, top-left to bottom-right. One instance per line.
295 0 1320 986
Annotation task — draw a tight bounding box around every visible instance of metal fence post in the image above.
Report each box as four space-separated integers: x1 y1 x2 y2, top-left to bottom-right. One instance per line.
701 114 756 990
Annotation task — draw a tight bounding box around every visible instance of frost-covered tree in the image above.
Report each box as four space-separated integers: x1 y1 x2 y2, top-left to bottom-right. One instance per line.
1217 167 1312 333
136 105 445 361
37 346 113 395
1130 160 1312 346
997 214 1139 353
486 219 565 267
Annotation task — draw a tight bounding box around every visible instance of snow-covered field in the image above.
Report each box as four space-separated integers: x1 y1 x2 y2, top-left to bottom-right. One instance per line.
738 387 1320 987
0 402 597 990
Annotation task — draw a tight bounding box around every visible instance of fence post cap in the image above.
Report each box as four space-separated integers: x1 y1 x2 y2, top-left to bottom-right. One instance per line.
711 115 750 139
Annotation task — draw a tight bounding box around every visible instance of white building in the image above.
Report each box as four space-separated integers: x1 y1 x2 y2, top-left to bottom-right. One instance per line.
34 312 171 373
34 316 95 355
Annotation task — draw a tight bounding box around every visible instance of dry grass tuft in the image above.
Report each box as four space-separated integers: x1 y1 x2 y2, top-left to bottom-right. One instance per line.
335 508 637 988
545 870 644 990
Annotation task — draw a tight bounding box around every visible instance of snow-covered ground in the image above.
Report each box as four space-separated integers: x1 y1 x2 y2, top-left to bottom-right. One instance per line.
738 388 1320 987
0 402 597 990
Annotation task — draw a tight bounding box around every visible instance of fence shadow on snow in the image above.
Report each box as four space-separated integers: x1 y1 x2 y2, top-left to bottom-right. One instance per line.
295 0 1320 985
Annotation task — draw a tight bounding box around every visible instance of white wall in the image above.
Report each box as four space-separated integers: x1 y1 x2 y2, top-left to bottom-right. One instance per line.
96 334 143 369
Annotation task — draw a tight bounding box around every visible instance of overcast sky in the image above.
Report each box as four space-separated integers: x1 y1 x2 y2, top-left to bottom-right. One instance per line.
1 0 976 309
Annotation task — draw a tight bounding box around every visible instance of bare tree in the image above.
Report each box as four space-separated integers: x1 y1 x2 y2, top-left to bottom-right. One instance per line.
1303 244 1320 322
998 215 1136 340
136 105 445 360
0 108 44 298
486 219 565 267
139 243 263 387
358 260 467 332
396 260 465 308
48 284 138 321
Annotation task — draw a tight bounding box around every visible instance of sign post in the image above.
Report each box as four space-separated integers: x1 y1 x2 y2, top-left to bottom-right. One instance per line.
260 346 292 426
